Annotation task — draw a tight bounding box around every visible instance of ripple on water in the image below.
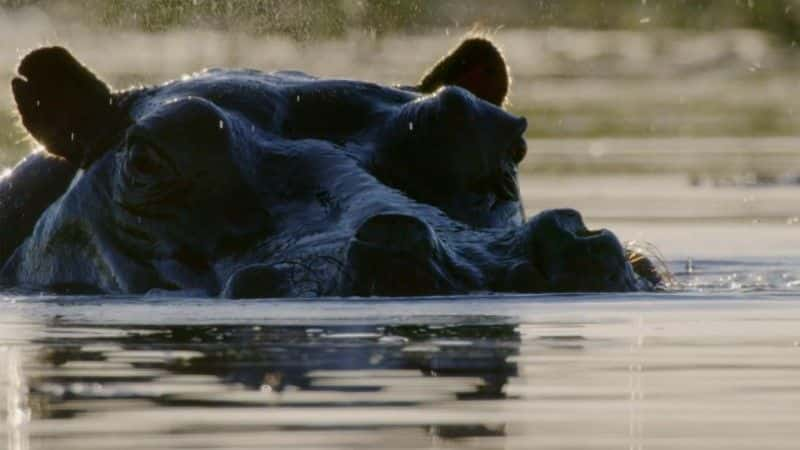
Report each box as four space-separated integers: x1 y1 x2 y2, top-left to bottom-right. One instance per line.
0 297 799 449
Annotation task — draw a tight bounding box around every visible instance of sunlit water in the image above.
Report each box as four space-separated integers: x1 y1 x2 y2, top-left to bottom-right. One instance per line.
0 169 798 449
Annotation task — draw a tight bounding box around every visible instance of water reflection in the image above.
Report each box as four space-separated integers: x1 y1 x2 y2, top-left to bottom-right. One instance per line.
4 298 800 449
27 321 521 444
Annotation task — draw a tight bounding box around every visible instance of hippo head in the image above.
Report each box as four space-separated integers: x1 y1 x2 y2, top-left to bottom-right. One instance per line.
6 40 659 297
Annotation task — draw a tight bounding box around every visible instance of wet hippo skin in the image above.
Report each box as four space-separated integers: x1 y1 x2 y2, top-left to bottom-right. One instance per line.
2 39 657 297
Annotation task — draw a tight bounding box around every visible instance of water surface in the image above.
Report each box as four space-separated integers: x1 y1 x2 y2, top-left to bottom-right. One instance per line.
2 292 800 449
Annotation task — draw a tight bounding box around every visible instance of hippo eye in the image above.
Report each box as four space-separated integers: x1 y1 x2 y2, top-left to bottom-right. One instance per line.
130 147 158 174
126 141 173 177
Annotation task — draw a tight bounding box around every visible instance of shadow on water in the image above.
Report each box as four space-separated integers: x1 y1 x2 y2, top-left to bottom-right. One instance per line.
28 320 527 441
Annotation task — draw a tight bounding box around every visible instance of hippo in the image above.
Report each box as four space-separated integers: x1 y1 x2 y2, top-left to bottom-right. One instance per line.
2 38 660 298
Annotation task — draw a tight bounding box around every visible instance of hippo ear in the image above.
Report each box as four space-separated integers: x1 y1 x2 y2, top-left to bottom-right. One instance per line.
417 37 509 106
12 46 124 167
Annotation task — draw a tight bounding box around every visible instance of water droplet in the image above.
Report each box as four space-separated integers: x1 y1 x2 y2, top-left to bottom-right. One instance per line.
408 121 414 131
306 328 324 337
70 132 75 142
219 120 224 130
296 95 301 103
378 335 409 345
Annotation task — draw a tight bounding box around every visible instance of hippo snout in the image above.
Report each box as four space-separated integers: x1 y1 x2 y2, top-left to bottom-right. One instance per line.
507 209 640 292
341 214 457 297
552 229 635 291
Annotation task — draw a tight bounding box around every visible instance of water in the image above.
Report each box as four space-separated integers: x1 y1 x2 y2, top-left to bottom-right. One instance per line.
1 170 799 449
3 296 800 449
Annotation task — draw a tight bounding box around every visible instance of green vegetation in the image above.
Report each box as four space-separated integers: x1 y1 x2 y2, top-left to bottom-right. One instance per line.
3 0 800 43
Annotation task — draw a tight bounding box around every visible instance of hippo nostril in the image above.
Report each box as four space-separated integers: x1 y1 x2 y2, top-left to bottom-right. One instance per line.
556 209 582 222
354 214 437 257
576 228 604 238
346 214 450 296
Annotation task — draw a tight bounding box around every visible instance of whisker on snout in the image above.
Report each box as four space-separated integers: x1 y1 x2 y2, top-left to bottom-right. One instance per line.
624 240 677 289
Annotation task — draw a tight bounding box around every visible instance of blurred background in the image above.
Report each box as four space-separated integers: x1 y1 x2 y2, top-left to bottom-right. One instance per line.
1 1 799 255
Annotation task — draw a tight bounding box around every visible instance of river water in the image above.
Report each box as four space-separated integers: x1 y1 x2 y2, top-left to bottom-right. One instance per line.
1 163 799 449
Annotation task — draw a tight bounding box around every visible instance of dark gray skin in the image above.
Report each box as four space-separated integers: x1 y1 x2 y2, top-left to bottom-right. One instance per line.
3 41 656 298
0 151 76 265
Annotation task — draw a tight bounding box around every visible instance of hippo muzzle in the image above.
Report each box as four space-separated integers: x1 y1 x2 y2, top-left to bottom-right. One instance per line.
223 209 649 298
342 209 644 296
519 209 642 292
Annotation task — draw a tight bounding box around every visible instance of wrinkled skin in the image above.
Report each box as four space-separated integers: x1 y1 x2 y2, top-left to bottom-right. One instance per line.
3 41 656 298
